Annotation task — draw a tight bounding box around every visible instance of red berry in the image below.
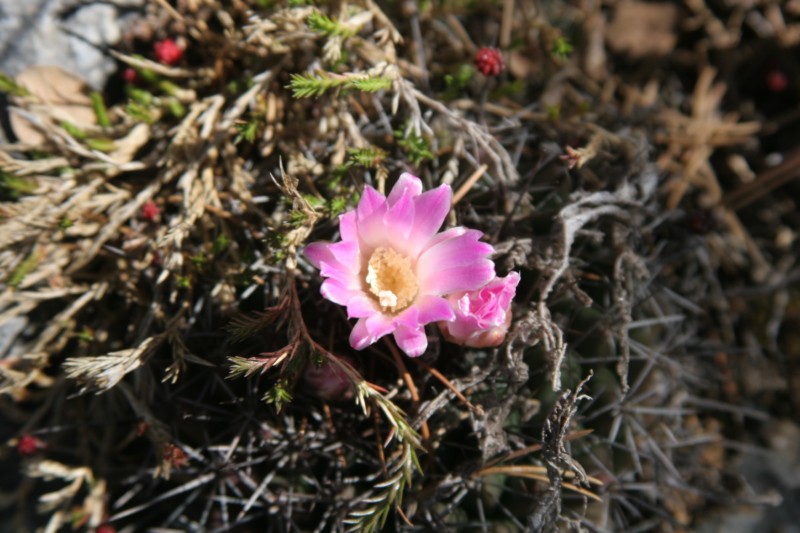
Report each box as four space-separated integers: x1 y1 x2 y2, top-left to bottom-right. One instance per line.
766 69 788 93
162 443 188 469
474 47 505 77
17 434 43 456
154 38 183 66
123 68 138 84
96 524 116 533
141 200 160 221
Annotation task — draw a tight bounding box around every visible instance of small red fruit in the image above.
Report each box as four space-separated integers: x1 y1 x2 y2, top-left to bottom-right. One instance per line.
123 68 138 84
17 434 43 456
766 69 788 93
474 47 505 77
154 38 183 66
141 200 160 221
96 524 116 533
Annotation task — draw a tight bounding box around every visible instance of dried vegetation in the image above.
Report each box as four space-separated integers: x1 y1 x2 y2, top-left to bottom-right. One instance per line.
1 0 799 531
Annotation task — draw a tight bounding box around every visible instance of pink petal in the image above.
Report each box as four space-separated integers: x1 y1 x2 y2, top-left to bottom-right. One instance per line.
328 240 360 266
383 188 415 240
303 242 333 269
408 185 452 250
346 294 379 318
387 173 423 206
414 295 455 324
393 326 428 357
350 315 396 350
356 186 387 222
320 279 357 305
318 259 356 286
418 229 494 271
416 229 495 293
339 211 358 241
420 259 496 295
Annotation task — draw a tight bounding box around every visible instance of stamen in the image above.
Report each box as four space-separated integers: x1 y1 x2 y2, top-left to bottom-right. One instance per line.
365 247 418 313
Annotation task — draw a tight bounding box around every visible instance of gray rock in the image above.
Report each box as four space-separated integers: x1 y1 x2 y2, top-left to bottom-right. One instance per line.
0 316 27 358
0 0 144 89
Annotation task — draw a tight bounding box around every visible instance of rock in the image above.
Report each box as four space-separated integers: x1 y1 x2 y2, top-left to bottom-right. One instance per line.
0 0 144 90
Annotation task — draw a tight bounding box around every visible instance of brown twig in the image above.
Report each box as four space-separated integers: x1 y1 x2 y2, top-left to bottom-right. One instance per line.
410 358 483 416
384 338 431 442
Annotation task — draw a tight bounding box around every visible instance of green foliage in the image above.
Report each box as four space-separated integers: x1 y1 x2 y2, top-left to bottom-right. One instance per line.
126 101 156 124
307 12 356 38
263 379 293 411
490 79 525 100
443 64 475 99
347 146 387 168
128 87 154 106
345 381 423 532
91 91 111 128
176 275 192 289
165 98 186 118
235 120 260 144
328 195 348 217
227 354 281 378
8 251 39 288
85 138 116 152
551 36 574 60
394 129 434 166
289 71 391 98
0 71 28 97
348 76 392 93
61 121 87 140
59 216 74 230
213 234 231 256
76 327 95 343
1 172 36 198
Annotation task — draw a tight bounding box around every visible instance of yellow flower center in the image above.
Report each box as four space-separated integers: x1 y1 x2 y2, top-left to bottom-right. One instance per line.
365 247 418 313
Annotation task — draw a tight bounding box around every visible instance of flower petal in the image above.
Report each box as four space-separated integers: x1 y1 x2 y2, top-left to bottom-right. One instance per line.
415 295 455 324
387 173 423 206
418 228 494 270
346 294 379 319
338 210 358 242
328 240 360 267
350 315 396 350
393 325 428 357
408 185 452 251
383 187 415 240
303 242 333 269
320 279 357 305
420 259 496 295
357 186 387 222
417 228 495 293
318 260 356 286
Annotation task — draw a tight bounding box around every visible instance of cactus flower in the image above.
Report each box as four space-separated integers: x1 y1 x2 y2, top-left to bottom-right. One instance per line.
304 173 496 357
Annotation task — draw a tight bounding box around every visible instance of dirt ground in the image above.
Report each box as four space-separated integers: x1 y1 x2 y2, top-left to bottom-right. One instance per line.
1 1 800 531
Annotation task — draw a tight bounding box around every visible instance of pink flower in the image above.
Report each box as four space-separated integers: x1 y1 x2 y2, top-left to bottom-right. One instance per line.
439 272 520 348
304 173 496 357
304 360 354 401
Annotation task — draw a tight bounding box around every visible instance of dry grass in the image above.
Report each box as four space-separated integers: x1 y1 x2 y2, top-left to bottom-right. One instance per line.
1 0 799 531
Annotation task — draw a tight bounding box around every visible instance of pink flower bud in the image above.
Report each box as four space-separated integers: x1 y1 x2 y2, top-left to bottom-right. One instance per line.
439 272 520 348
304 359 354 402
